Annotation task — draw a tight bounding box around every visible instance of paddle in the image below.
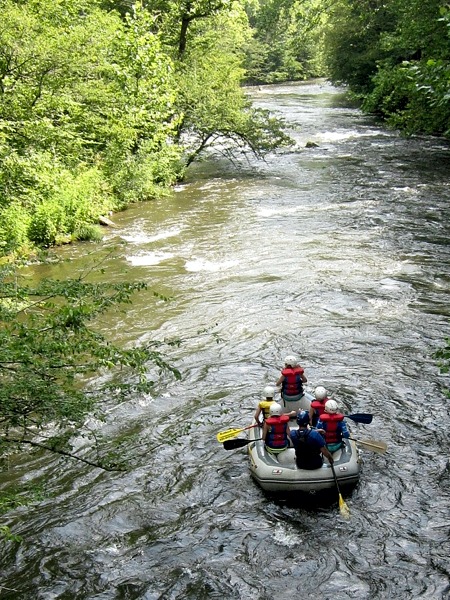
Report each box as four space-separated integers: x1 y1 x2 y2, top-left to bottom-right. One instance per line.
345 413 372 424
223 438 262 450
350 437 387 453
330 462 350 519
216 424 259 443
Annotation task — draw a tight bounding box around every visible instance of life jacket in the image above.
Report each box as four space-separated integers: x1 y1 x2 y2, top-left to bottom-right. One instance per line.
319 413 344 444
265 415 290 449
310 398 328 426
281 367 304 396
259 400 275 420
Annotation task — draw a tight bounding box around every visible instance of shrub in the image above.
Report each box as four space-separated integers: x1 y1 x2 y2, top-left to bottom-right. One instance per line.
27 199 66 247
363 60 450 137
0 202 32 254
107 143 184 206
73 223 104 242
58 167 114 233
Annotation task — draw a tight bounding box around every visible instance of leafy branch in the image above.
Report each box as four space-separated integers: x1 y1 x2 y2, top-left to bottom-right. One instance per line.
0 261 179 465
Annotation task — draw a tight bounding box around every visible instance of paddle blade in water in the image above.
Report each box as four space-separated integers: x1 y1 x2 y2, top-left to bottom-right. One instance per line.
223 438 252 450
345 413 373 424
339 494 350 519
351 438 387 454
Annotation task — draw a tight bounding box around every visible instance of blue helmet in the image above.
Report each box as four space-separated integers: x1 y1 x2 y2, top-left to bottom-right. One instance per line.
297 410 310 426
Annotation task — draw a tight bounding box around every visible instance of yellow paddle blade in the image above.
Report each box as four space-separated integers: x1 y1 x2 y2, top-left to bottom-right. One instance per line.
339 494 350 519
216 428 245 443
216 424 258 443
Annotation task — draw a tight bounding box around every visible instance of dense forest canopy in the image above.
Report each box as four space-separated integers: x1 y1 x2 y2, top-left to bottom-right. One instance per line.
0 0 291 256
0 0 449 256
0 0 449 513
323 0 450 136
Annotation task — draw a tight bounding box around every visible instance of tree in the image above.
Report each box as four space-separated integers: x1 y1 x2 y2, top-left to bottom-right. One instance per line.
0 0 295 256
0 259 180 470
322 0 398 93
244 0 327 84
173 4 293 165
322 0 450 138
142 0 233 56
0 0 183 254
362 4 450 137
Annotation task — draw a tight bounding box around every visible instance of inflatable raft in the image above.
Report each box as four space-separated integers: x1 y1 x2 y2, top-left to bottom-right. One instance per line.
246 392 362 494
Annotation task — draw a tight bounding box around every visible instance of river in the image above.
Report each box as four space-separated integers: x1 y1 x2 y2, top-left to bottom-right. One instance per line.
1 81 450 600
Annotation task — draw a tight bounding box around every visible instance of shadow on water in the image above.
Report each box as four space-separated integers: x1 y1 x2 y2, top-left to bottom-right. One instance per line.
260 484 358 512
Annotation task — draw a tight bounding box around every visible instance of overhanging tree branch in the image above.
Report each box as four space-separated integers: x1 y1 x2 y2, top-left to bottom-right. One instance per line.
2 438 124 471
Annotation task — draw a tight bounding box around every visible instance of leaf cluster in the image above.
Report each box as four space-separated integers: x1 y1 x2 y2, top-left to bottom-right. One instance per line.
0 261 179 464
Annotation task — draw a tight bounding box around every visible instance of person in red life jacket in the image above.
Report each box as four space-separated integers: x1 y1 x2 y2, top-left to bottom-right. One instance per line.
316 399 350 453
291 410 333 469
309 386 329 427
276 355 307 405
262 402 291 454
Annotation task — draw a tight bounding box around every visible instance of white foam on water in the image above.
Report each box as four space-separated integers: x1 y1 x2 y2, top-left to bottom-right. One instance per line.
122 227 182 244
126 252 175 266
184 257 240 272
273 522 305 549
257 206 302 217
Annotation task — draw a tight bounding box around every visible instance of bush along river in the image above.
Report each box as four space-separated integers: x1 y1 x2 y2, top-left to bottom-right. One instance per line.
1 80 450 599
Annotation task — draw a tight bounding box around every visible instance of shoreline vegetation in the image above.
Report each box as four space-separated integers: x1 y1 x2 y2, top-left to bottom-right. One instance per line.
1 0 448 260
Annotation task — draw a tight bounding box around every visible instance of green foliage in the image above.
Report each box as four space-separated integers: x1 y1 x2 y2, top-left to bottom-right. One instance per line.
0 0 183 255
0 483 49 541
99 5 183 198
0 202 31 254
323 0 397 93
363 60 450 136
74 224 104 242
175 7 293 164
0 0 296 256
58 169 113 232
0 525 22 542
148 0 234 55
244 0 326 83
322 0 450 138
106 141 183 206
435 339 450 374
27 199 66 246
0 261 180 467
0 483 47 514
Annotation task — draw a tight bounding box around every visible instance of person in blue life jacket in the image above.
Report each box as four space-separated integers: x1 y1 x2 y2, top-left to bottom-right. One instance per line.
276 355 307 404
291 410 334 469
316 399 350 453
262 402 291 454
309 385 329 427
254 386 296 426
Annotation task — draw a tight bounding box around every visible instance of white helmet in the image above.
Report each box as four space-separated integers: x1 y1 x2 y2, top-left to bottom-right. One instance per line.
263 386 275 398
269 402 282 417
284 355 298 367
314 386 327 400
324 399 338 414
